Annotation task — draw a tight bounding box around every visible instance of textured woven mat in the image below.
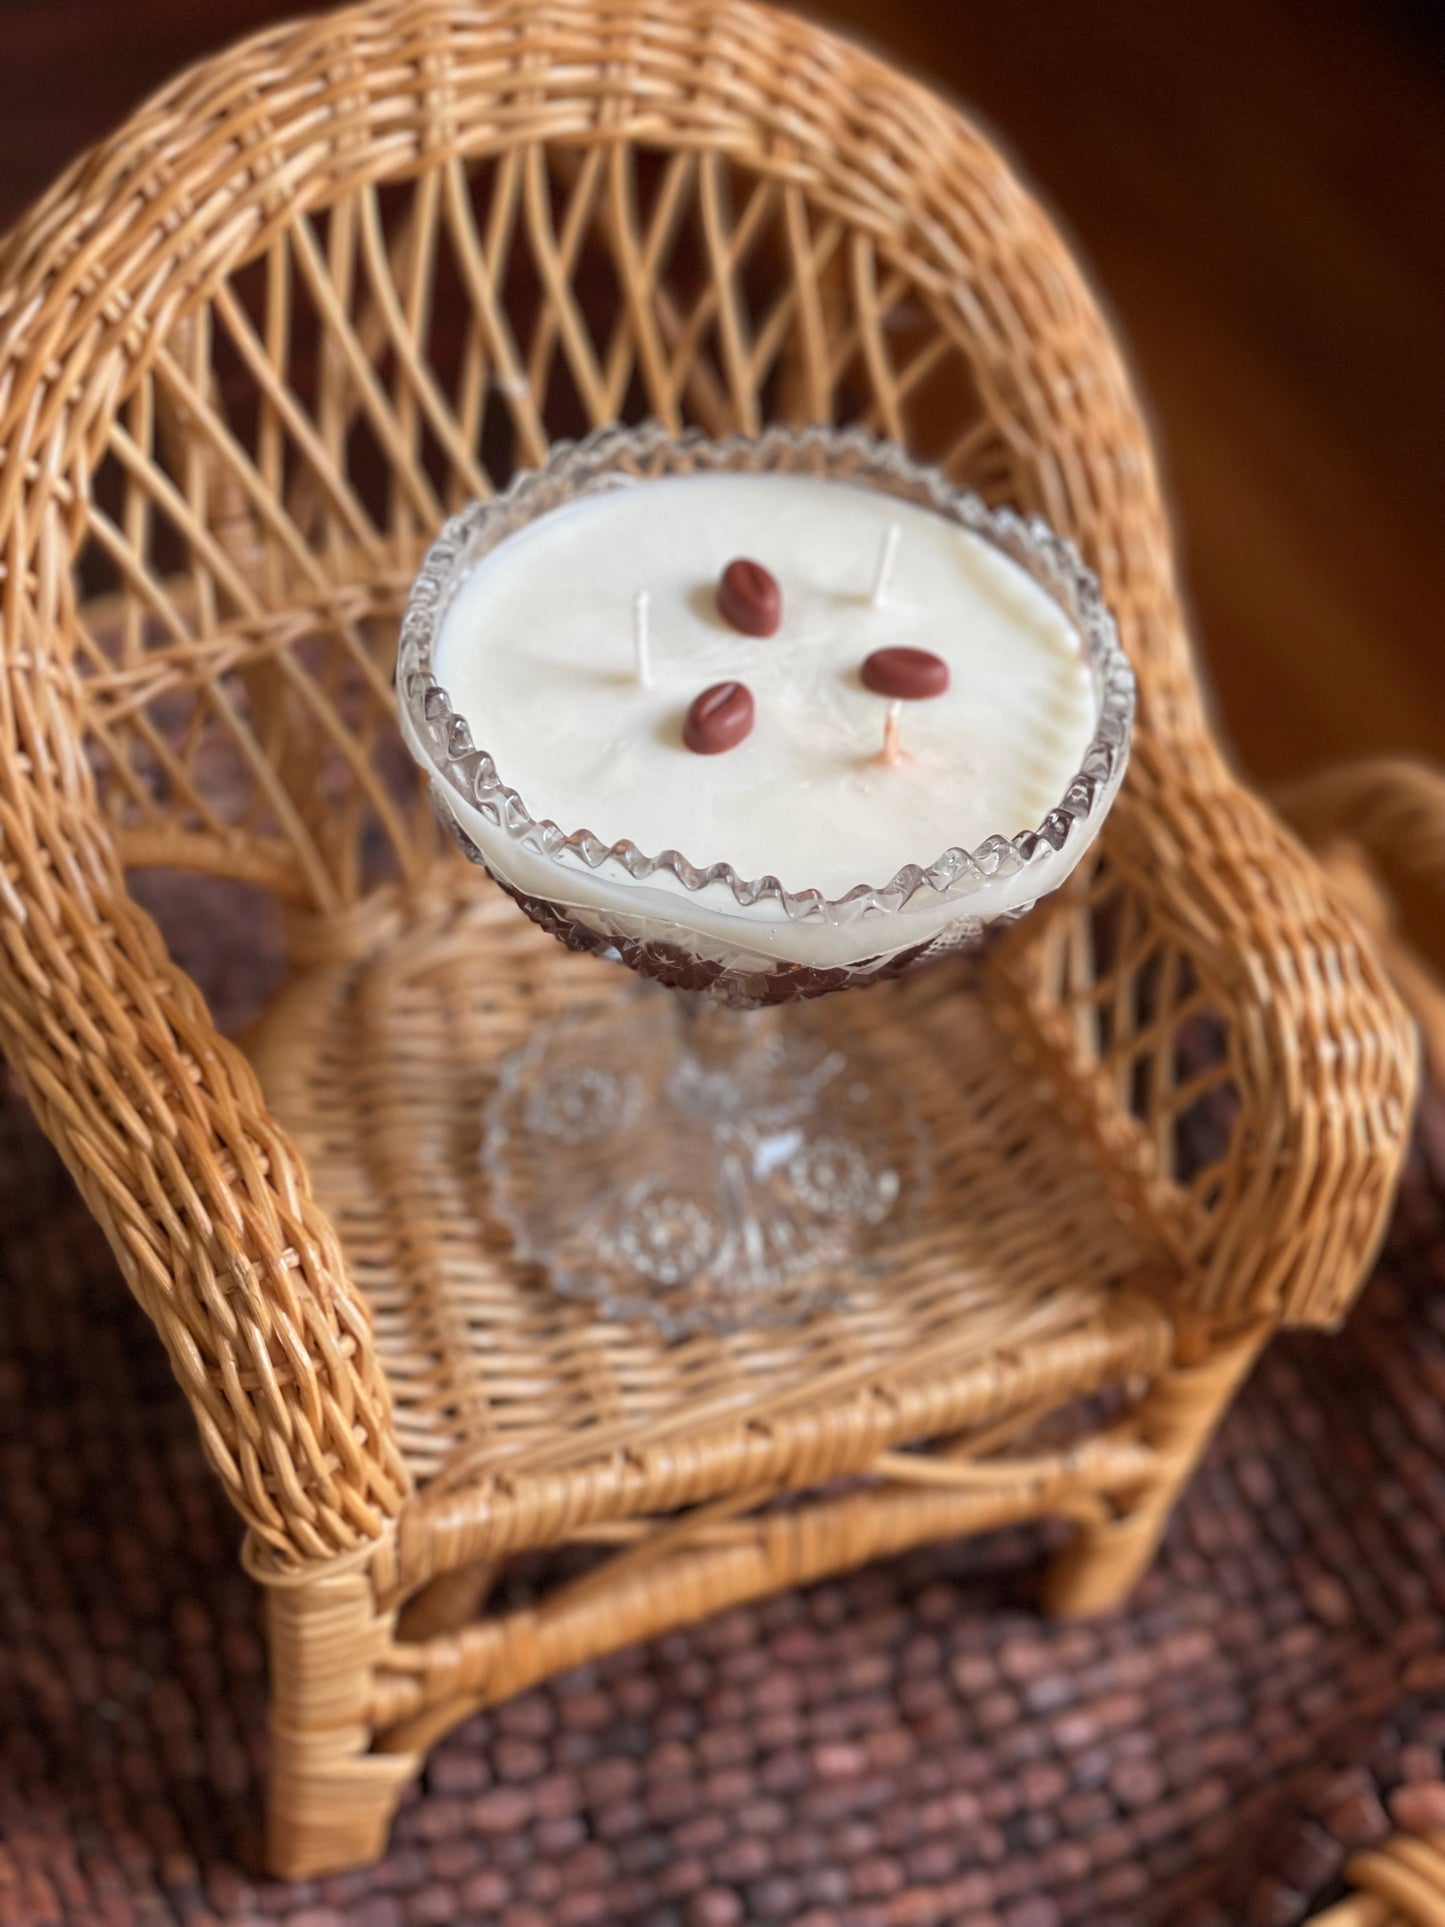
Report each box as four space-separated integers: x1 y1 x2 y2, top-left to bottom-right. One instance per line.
2 880 1444 1927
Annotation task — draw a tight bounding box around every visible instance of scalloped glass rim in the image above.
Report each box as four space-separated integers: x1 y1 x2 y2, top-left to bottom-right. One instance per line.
397 422 1135 924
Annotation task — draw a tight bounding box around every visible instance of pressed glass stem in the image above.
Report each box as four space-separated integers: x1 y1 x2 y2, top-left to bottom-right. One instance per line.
482 987 925 1336
672 989 776 1074
675 987 749 1053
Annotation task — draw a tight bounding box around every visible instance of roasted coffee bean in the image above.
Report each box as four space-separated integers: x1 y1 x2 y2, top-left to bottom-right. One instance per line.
684 680 755 754
717 558 782 637
860 646 950 699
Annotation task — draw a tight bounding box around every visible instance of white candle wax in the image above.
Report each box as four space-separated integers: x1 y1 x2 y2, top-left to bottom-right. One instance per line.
430 473 1100 968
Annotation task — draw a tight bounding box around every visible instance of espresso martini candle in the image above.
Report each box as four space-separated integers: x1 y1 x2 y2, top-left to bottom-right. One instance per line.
424 470 1106 971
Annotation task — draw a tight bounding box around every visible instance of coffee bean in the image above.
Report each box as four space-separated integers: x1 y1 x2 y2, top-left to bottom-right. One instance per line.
684 681 755 754
717 558 782 636
860 646 950 699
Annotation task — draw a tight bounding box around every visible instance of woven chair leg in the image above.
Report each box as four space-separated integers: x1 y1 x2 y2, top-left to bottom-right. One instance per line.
395 1559 497 1643
265 1569 420 1879
1043 1320 1269 1618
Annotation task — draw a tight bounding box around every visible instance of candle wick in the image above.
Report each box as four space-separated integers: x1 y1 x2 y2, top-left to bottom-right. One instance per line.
634 589 653 688
880 699 908 767
870 523 901 607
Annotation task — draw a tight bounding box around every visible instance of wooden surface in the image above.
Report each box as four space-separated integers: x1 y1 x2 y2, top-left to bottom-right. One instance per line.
0 0 1441 787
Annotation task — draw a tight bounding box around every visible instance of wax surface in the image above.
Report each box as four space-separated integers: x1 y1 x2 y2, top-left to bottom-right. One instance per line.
434 474 1096 897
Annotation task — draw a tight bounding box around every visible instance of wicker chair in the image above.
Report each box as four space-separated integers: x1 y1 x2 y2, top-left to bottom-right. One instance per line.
0 0 1418 1878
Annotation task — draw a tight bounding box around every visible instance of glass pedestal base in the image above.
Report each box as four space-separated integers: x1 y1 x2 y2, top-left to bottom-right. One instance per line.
483 987 929 1336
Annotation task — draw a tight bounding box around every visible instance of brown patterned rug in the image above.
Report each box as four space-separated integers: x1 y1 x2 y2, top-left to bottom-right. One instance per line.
2 883 1443 1927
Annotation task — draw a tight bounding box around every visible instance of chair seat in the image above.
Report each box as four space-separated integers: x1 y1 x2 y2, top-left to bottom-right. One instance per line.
246 869 1175 1558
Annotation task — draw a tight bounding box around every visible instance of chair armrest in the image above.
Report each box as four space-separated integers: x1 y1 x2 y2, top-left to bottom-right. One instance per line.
1277 757 1445 1083
0 818 409 1568
987 737 1418 1329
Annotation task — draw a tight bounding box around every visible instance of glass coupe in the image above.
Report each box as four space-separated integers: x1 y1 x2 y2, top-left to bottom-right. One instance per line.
397 425 1135 1336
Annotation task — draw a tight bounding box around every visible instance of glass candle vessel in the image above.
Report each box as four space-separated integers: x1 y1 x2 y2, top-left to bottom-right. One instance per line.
398 424 1134 1334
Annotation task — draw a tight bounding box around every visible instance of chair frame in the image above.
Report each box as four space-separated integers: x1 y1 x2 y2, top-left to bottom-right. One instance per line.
0 0 1417 1876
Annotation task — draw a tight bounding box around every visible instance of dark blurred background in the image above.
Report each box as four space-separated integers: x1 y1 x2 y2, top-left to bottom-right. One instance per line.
2 0 1440 787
